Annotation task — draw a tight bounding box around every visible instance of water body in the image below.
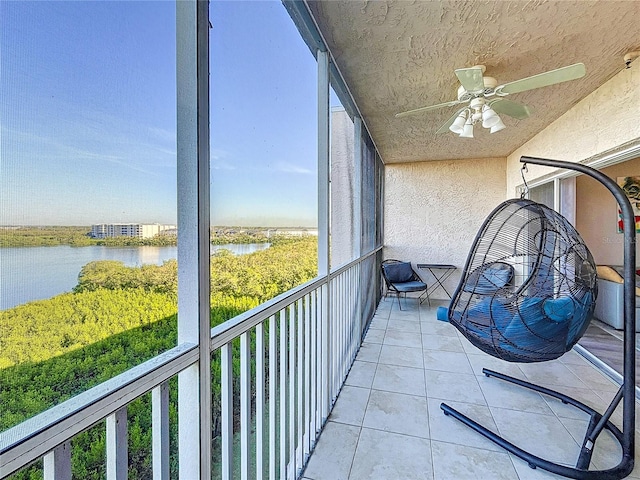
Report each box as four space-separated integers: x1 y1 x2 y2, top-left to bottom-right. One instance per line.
1 243 270 310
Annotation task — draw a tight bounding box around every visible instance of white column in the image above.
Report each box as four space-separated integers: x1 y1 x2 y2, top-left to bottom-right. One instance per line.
176 1 211 479
317 49 330 277
317 48 332 427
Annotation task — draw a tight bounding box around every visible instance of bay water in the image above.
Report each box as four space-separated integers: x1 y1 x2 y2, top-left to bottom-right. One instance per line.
1 243 269 310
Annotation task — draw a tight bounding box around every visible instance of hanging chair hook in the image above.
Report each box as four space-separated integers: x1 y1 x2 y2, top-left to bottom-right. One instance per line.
520 163 530 199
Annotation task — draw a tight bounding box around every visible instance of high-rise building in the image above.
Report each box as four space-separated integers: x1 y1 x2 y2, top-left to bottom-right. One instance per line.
90 223 176 239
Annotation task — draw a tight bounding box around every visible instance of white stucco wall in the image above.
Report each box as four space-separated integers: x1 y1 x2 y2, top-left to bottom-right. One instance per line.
506 65 640 193
384 157 506 299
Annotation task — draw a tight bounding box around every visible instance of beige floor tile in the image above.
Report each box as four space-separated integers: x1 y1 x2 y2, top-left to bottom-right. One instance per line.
491 407 581 465
363 327 385 344
562 363 620 392
519 361 590 390
477 374 553 415
302 421 360 480
420 318 459 337
368 316 388 330
421 333 464 352
383 329 422 348
428 398 503 452
458 333 484 354
541 386 608 421
386 318 421 333
372 363 426 396
509 454 572 479
466 352 528 379
349 428 433 480
378 344 424 368
423 350 473 375
559 349 594 366
345 360 377 389
355 342 382 363
425 370 486 405
431 441 517 480
363 389 430 438
329 385 370 426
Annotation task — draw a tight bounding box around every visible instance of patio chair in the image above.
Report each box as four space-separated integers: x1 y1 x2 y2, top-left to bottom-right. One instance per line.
381 259 428 310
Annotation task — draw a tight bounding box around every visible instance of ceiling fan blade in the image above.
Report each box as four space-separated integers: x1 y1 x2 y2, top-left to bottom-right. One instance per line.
498 63 586 95
490 98 532 120
455 66 485 93
395 100 462 118
436 107 466 134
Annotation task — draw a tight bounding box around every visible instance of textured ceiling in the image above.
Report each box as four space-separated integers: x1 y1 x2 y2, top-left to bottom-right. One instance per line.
306 0 640 163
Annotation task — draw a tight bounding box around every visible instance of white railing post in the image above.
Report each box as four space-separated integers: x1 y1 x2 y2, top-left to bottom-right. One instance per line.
256 323 265 480
221 343 233 479
152 382 170 480
240 331 251 479
43 442 71 480
279 310 287 479
268 316 277 480
303 294 311 459
106 407 128 480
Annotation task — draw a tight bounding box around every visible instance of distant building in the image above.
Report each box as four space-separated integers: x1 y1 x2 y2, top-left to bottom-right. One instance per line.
91 223 177 239
265 228 318 238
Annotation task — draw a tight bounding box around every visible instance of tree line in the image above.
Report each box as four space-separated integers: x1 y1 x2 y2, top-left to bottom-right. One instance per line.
0 226 291 247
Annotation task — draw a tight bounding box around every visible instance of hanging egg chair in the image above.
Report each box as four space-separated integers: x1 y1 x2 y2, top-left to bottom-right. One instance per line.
440 157 635 480
447 198 597 363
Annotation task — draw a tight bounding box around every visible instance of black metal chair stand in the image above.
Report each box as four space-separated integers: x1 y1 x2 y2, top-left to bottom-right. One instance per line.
440 157 635 480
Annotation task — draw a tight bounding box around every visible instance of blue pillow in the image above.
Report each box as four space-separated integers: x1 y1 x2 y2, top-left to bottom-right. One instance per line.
437 306 449 322
543 297 575 322
467 262 514 295
383 262 414 283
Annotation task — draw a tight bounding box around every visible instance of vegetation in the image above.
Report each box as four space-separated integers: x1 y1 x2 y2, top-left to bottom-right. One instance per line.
0 225 309 247
0 226 96 247
0 226 177 247
0 236 317 479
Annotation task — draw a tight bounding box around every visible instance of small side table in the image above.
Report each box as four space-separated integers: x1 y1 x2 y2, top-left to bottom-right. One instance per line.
417 264 457 302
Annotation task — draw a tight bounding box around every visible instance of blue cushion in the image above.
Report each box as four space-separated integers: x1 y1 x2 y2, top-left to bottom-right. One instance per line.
437 306 449 322
467 297 512 328
567 292 593 345
508 297 567 343
393 280 426 292
466 262 514 295
543 297 575 322
383 262 414 283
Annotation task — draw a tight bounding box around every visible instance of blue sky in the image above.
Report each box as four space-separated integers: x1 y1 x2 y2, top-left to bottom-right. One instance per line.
1 1 321 227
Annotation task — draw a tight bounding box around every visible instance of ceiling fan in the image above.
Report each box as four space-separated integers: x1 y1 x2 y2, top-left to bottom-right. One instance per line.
395 63 586 137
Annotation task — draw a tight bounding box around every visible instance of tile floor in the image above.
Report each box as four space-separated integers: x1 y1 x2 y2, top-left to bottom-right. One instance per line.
301 298 640 480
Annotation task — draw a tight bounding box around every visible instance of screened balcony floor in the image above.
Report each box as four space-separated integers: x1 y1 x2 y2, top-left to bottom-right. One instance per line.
302 298 640 480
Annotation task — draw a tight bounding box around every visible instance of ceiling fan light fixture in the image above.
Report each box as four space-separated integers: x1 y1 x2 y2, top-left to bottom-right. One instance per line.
449 111 468 134
481 106 501 128
490 118 506 133
460 119 474 138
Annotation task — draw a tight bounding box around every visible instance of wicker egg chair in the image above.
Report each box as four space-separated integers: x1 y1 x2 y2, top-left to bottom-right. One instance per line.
439 157 635 480
447 198 597 363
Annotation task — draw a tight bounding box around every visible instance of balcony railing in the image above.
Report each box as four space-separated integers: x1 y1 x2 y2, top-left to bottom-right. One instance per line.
0 249 381 479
